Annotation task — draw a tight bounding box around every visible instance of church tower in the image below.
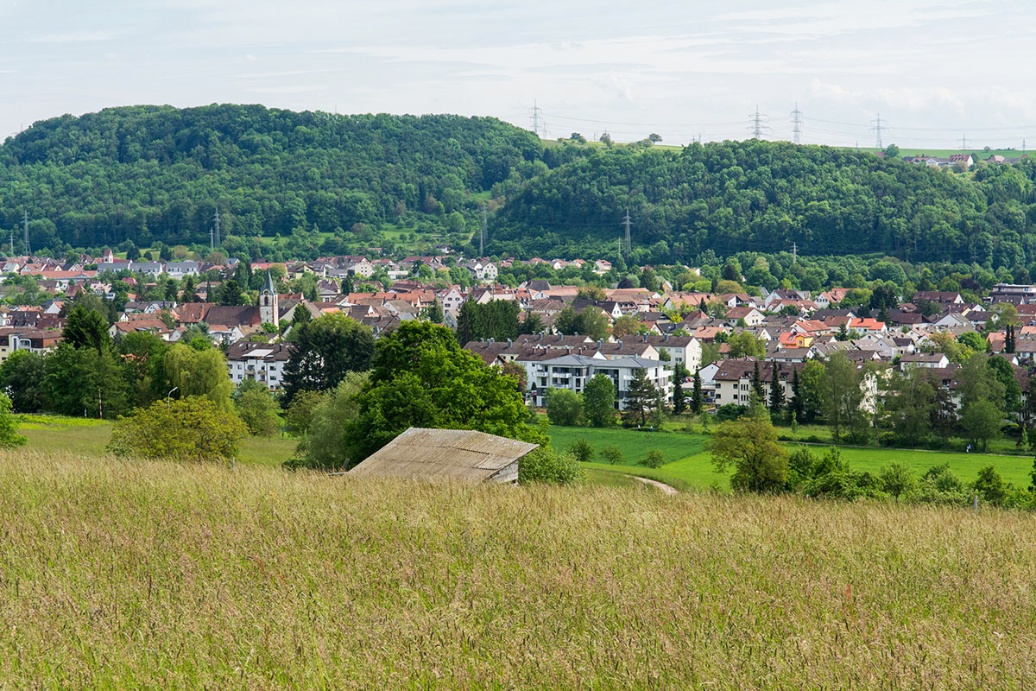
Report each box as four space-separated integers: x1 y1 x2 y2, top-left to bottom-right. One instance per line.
259 270 279 328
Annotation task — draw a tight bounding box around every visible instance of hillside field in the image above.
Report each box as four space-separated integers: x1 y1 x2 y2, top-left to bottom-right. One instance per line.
2 450 1036 687
548 426 1036 490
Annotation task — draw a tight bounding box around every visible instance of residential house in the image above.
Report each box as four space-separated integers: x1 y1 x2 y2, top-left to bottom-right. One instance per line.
225 341 294 390
529 354 672 411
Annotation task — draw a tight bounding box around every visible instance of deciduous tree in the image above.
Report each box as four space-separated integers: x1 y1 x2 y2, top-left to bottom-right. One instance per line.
281 313 374 406
583 373 617 427
343 322 544 465
709 413 789 493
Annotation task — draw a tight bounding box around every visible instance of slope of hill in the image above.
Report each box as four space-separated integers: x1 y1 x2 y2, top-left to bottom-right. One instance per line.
3 106 1036 267
0 104 545 255
489 139 1036 266
2 449 1035 687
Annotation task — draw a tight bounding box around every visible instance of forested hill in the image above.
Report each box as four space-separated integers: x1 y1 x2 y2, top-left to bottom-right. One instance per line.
488 139 1036 267
4 105 1036 268
0 104 548 254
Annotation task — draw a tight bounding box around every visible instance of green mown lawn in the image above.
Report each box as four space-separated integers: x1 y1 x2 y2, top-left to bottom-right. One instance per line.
553 424 1036 491
788 443 1036 489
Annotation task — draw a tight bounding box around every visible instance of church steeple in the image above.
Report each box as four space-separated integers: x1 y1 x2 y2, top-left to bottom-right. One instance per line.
259 270 279 328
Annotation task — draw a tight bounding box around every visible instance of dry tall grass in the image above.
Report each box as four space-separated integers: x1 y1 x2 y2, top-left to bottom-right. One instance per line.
1 449 1035 688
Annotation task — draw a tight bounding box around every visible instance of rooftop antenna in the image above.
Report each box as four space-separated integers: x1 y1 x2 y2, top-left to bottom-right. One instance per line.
871 113 886 149
791 103 803 145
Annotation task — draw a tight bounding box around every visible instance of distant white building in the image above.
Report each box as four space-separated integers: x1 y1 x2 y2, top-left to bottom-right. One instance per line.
530 354 671 411
225 341 293 390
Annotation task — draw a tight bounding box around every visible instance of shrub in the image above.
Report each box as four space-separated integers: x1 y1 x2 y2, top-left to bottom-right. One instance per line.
715 403 747 422
546 388 583 427
600 446 624 465
567 438 595 463
973 465 1007 506
641 449 665 468
107 397 248 462
0 393 26 448
878 462 918 501
518 448 582 485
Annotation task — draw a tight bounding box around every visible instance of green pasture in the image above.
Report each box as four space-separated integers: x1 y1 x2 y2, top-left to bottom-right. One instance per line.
17 414 296 467
551 424 1036 492
788 443 1036 489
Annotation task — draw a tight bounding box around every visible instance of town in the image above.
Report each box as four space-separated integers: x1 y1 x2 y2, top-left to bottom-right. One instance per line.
3 247 1034 441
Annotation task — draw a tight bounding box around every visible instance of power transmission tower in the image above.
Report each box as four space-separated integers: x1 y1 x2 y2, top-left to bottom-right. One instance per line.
479 203 487 256
8 227 13 257
792 241 797 264
871 113 886 149
213 209 221 249
623 208 632 255
791 103 803 144
959 133 969 150
748 105 769 139
22 210 30 257
529 101 542 137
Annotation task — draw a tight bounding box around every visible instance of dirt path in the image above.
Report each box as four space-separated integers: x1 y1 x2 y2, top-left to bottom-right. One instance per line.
636 476 679 496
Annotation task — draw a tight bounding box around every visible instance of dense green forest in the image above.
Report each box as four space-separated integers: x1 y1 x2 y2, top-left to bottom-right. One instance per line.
488 139 1036 267
0 105 548 258
3 105 1036 268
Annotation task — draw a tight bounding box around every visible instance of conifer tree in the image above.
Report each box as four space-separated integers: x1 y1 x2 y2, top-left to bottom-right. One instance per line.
752 360 765 403
691 369 704 415
790 368 804 424
768 360 784 417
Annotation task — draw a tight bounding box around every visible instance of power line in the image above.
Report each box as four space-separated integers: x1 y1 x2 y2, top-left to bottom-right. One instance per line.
748 105 770 139
529 101 542 137
480 203 487 256
871 113 886 149
623 208 632 255
210 209 221 250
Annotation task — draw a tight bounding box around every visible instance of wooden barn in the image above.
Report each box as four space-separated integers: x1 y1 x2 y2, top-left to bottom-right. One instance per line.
348 428 538 484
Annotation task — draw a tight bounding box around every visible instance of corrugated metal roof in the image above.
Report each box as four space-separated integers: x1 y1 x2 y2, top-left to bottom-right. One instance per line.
349 428 538 483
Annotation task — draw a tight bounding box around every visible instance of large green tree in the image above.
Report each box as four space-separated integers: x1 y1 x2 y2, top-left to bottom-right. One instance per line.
822 352 867 443
281 313 375 406
881 368 937 447
709 413 789 493
44 344 133 419
0 351 47 413
583 373 617 427
455 300 520 344
342 322 545 465
621 368 667 428
164 342 234 412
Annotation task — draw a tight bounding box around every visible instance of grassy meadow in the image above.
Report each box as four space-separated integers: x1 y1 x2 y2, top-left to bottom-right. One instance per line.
2 450 1036 687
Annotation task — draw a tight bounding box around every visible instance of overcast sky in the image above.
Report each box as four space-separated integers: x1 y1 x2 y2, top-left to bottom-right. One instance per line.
1 0 1033 150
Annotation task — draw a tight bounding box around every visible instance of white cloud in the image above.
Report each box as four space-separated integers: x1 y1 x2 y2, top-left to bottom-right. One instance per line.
0 0 1033 147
